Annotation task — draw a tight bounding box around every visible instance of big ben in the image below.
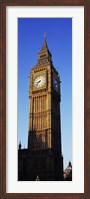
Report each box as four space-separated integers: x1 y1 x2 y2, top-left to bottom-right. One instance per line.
18 34 63 181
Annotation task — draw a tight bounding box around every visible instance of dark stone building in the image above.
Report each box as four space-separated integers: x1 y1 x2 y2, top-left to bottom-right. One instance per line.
18 35 63 181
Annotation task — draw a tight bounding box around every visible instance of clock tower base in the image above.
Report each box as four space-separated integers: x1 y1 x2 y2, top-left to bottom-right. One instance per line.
18 148 63 181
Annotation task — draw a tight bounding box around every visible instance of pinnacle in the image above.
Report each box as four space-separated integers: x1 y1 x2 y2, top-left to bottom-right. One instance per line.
39 34 50 54
44 33 46 45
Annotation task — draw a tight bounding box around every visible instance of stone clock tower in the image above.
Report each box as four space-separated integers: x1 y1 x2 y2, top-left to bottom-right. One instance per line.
18 35 63 181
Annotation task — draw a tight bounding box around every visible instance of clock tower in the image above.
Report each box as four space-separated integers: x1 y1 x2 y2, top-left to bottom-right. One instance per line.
27 34 63 180
18 34 63 181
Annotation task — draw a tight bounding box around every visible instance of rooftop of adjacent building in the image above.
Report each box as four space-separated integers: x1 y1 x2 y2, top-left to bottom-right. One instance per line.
64 161 72 181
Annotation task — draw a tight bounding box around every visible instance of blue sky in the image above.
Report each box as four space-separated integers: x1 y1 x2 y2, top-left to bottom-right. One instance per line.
18 18 72 169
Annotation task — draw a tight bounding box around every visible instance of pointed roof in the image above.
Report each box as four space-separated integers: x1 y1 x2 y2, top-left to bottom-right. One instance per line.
40 33 48 51
39 33 51 56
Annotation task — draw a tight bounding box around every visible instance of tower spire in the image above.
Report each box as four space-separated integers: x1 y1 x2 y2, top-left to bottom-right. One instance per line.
44 32 46 38
38 34 51 56
44 33 46 44
37 34 52 66
42 33 47 48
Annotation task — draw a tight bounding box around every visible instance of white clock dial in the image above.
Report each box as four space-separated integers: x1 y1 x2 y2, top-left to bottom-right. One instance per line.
34 75 46 88
53 77 59 91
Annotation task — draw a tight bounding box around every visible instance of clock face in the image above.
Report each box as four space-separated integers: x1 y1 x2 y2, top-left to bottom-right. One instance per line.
34 75 46 88
53 77 59 91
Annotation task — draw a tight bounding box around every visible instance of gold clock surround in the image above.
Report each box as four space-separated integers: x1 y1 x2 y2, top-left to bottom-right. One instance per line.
33 71 47 90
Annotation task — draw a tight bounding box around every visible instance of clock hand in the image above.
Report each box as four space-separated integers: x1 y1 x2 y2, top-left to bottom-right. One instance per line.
38 80 41 84
36 80 41 84
35 80 41 87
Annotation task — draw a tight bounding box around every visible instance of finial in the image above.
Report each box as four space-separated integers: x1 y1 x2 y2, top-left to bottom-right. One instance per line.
44 33 46 43
68 161 72 167
44 33 46 38
19 141 22 150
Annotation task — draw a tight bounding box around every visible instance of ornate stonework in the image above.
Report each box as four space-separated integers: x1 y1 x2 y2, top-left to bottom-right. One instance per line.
18 35 63 181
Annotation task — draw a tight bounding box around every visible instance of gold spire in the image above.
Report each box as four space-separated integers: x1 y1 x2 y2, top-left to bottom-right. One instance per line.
44 33 46 43
44 33 46 38
40 33 48 51
43 33 47 48
38 34 52 62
